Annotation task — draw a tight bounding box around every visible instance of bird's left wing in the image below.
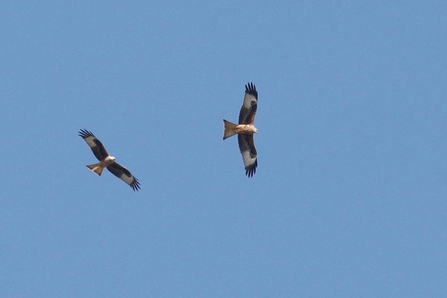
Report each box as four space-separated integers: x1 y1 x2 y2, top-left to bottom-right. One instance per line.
79 129 109 161
238 82 258 124
238 134 258 177
107 162 141 191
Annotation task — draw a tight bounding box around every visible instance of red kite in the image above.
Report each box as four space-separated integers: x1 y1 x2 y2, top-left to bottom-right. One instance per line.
79 129 141 191
223 82 258 177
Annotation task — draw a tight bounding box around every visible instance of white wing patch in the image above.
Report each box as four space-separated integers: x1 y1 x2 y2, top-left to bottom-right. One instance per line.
242 93 257 109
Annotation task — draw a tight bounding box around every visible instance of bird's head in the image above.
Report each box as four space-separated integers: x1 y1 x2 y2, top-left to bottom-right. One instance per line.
106 155 116 162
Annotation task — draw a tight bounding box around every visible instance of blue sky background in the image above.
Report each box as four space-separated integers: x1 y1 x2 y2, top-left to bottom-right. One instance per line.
1 1 447 297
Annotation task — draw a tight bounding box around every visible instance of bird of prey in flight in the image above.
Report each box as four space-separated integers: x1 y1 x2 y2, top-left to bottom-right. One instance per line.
223 82 259 177
79 129 141 191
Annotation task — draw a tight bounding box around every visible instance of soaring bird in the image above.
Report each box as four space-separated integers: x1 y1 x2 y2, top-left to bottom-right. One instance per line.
223 82 259 177
79 129 141 191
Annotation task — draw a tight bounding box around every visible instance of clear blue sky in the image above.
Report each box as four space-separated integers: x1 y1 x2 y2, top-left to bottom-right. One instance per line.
1 1 446 297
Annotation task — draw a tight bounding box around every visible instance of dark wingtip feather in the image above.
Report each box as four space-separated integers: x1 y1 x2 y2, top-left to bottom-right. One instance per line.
78 128 95 139
131 178 141 191
245 168 256 177
245 82 258 99
245 160 258 178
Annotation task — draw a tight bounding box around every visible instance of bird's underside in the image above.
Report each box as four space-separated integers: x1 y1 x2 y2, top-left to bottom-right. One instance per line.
223 120 257 140
86 156 116 176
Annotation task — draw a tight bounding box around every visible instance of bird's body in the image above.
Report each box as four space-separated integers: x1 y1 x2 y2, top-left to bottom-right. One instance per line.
223 121 258 140
86 155 116 176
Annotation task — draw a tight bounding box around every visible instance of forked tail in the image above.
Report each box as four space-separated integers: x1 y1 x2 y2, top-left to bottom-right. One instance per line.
86 163 105 176
223 119 238 140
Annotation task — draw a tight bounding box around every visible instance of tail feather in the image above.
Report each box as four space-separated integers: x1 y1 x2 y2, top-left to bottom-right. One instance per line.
223 120 238 140
86 163 105 176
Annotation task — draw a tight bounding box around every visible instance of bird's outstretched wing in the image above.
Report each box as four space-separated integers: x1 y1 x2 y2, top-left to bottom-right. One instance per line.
238 82 258 125
238 134 257 177
107 163 141 191
79 129 109 161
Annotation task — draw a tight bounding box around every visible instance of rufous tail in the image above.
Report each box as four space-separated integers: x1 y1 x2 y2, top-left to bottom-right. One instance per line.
223 119 238 140
86 163 105 176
